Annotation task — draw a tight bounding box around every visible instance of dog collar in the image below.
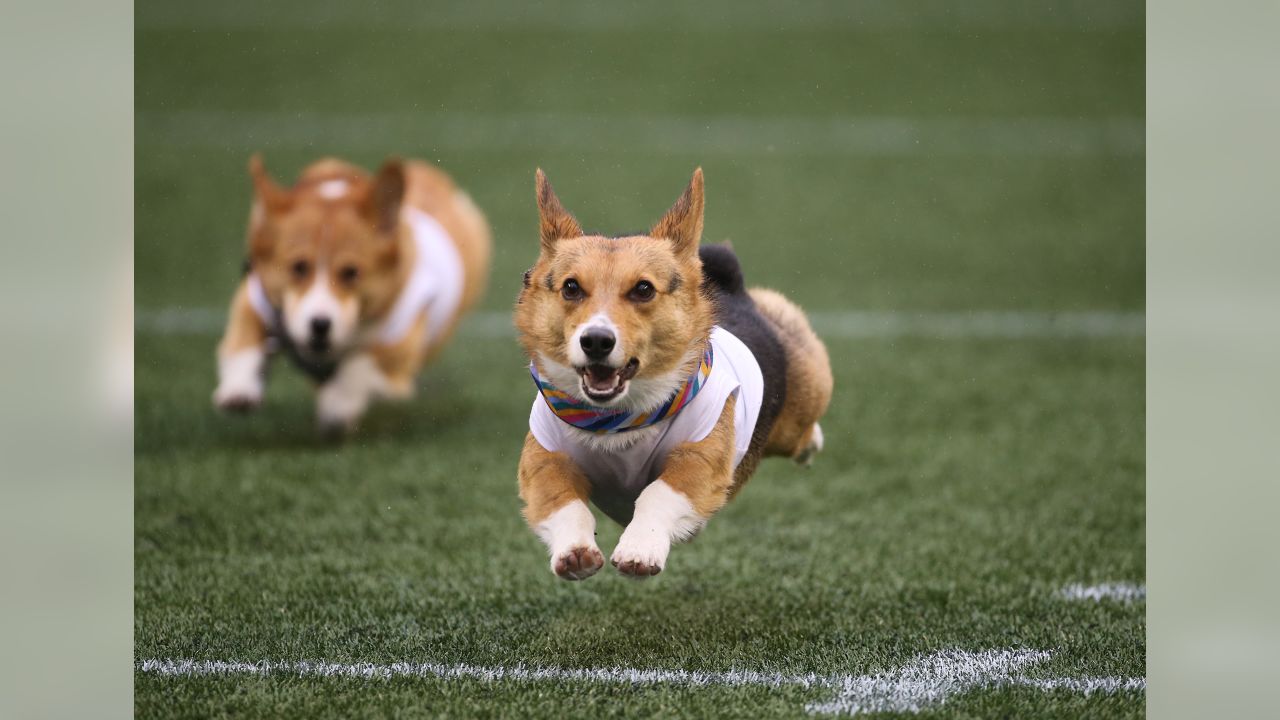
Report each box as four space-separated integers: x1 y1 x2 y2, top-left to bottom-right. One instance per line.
531 345 714 434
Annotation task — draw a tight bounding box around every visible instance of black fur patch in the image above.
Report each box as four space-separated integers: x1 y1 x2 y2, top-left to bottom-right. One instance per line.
265 308 339 384
669 273 683 293
698 244 786 460
543 272 555 291
699 243 747 295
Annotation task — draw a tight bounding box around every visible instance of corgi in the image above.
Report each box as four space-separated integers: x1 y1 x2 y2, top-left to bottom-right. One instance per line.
213 155 491 433
514 168 833 580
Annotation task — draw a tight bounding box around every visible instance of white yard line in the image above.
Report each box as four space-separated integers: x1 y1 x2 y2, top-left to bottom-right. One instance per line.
137 1 1142 31
1017 676 1148 694
137 648 1143 716
807 310 1144 338
136 110 1143 157
1060 583 1146 602
134 308 1144 340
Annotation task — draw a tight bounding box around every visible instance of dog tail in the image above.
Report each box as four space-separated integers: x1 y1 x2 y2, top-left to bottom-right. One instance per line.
698 243 747 296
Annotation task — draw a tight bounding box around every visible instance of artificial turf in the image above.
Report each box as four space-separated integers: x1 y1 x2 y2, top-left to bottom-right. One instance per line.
135 1 1145 716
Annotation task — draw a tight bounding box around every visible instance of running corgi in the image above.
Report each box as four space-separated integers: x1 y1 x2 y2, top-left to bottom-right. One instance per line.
213 155 491 433
514 169 832 579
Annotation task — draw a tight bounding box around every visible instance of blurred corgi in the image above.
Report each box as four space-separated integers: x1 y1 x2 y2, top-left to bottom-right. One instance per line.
514 168 832 580
213 155 491 433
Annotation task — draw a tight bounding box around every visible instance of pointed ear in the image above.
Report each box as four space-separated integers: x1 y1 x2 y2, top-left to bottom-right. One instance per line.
361 158 406 233
650 168 704 258
248 153 293 214
536 168 582 254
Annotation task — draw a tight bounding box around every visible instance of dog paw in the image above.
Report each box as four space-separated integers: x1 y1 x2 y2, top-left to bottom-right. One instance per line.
316 391 367 437
552 545 604 581
315 358 381 436
316 415 356 441
612 556 662 578
610 530 670 579
212 382 263 413
793 422 825 466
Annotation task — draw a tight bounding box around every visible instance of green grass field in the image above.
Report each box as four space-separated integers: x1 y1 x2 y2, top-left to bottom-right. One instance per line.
135 1 1145 716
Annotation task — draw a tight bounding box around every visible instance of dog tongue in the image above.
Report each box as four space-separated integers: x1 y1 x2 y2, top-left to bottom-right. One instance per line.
585 365 620 391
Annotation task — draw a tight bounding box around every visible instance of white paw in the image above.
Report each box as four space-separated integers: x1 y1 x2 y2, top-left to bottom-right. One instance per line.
551 545 604 581
315 355 384 434
213 348 265 412
536 501 601 581
315 386 365 435
213 379 263 412
794 422 825 466
609 480 704 579
611 526 670 578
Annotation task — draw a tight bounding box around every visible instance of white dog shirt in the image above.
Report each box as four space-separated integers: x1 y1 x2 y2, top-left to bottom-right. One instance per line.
528 326 764 522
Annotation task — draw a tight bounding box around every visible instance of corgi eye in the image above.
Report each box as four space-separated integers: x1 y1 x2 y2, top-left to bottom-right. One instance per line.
628 280 656 303
561 278 585 301
291 260 310 280
338 265 359 285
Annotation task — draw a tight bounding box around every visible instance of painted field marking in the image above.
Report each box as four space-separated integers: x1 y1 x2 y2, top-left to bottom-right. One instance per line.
807 310 1144 339
137 0 1142 31
1060 583 1146 602
135 110 1143 157
135 308 1144 340
138 648 1143 716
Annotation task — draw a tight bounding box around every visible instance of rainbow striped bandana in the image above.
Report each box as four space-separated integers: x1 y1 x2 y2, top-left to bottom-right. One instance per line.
530 345 715 434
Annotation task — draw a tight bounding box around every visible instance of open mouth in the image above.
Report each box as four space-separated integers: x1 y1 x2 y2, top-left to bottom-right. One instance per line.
579 358 640 402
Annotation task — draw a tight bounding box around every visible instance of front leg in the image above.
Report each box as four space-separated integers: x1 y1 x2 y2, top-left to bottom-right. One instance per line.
213 281 271 412
518 434 604 581
612 396 737 578
315 353 392 434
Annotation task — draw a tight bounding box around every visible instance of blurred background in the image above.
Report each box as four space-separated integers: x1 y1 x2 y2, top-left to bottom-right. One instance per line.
135 0 1144 318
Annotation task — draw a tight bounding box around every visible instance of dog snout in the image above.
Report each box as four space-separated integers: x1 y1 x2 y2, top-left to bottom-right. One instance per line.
310 316 332 339
579 328 616 362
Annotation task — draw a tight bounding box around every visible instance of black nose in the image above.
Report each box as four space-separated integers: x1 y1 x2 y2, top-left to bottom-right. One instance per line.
310 317 332 338
580 328 616 361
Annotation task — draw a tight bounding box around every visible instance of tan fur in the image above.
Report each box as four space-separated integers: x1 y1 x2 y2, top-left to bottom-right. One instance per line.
517 433 593 526
662 395 738 517
217 281 269 357
400 162 491 318
514 234 712 387
749 287 834 460
214 155 491 427
514 171 713 401
368 162 492 373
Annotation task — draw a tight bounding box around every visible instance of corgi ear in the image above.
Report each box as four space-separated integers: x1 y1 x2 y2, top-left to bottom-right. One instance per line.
535 168 582 254
248 153 293 214
650 168 704 258
361 158 406 233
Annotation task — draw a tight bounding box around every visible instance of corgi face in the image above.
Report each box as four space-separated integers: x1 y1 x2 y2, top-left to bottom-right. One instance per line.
246 156 406 361
515 169 714 411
